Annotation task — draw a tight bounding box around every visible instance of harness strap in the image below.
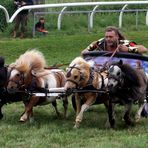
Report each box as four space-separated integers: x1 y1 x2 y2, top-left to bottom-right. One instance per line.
86 67 94 86
66 79 79 87
100 74 105 89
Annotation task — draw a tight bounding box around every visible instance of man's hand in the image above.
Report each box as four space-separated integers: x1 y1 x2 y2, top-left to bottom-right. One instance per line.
118 44 129 52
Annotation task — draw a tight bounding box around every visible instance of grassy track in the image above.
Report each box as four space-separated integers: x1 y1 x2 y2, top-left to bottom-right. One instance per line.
0 32 148 147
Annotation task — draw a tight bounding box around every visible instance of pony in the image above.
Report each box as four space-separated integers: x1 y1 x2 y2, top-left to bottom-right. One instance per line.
64 57 111 128
0 56 30 119
108 60 148 126
7 49 68 122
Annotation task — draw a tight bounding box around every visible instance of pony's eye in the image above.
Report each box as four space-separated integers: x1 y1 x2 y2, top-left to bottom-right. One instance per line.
74 75 78 79
117 72 121 76
16 73 20 77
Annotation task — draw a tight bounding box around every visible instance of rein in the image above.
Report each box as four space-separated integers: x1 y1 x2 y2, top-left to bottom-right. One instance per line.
100 46 119 72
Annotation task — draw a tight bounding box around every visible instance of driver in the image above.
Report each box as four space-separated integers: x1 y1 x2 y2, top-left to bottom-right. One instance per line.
81 26 147 55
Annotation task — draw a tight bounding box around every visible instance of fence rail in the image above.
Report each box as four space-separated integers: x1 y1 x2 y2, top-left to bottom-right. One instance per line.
0 1 148 35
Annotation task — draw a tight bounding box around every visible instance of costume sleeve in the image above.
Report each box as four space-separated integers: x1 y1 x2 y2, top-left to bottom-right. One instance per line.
86 41 98 51
120 40 138 53
128 41 139 53
86 38 104 51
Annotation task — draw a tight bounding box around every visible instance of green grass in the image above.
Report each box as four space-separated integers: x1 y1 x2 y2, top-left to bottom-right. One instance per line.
0 32 148 147
1 30 148 64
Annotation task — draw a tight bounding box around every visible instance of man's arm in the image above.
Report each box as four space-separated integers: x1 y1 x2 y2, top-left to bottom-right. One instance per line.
134 45 147 53
81 41 98 55
118 44 147 54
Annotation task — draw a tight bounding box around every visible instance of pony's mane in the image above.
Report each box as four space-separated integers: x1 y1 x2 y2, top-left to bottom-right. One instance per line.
12 49 46 73
69 57 90 68
120 63 141 86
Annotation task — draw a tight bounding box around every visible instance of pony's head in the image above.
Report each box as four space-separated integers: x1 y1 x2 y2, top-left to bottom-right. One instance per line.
108 61 123 90
108 60 141 92
7 67 25 93
7 49 46 93
64 57 91 93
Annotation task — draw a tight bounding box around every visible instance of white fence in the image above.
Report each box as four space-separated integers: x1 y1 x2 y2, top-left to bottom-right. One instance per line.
0 1 148 34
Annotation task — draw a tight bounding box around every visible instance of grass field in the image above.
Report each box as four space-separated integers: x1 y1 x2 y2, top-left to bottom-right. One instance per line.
0 31 148 147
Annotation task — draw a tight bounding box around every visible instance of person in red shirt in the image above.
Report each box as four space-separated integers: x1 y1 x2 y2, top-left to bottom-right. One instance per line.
35 17 48 35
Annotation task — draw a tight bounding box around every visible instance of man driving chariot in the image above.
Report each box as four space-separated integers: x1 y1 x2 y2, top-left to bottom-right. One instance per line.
81 26 147 55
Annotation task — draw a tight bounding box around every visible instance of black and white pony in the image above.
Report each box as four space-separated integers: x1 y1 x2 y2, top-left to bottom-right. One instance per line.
107 60 148 127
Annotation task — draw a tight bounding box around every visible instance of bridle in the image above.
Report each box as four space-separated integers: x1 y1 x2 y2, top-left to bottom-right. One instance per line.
66 64 84 88
108 65 124 87
7 68 25 89
66 64 106 90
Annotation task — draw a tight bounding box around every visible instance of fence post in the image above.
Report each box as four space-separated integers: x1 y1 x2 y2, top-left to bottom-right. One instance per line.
146 11 148 25
119 4 128 28
135 10 139 29
57 7 67 30
90 5 100 30
88 12 91 32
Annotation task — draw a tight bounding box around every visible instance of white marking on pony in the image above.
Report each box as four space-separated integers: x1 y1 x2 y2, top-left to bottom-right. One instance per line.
108 65 122 87
10 69 20 79
76 104 89 122
110 65 121 76
87 60 95 67
98 77 103 89
104 78 109 87
135 104 145 122
108 78 118 88
45 73 58 88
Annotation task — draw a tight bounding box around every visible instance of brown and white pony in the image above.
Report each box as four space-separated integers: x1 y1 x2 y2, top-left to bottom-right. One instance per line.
7 49 68 122
64 57 110 128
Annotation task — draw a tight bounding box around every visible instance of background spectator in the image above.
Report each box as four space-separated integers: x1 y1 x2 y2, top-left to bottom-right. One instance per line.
35 17 48 35
12 0 33 38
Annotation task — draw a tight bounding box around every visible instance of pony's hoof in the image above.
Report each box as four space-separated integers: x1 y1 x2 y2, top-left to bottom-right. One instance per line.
73 122 80 129
19 118 26 123
135 114 140 122
73 125 79 129
19 115 28 122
